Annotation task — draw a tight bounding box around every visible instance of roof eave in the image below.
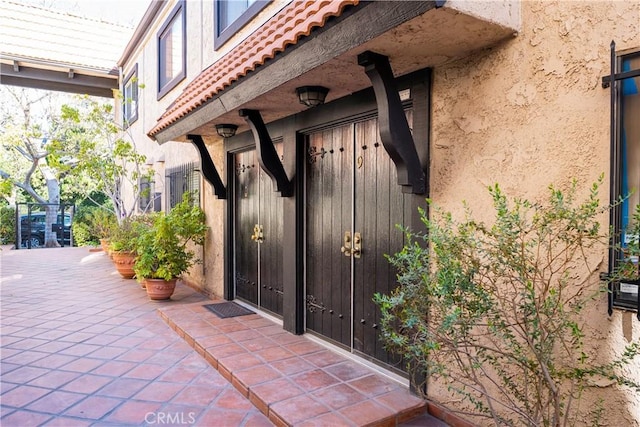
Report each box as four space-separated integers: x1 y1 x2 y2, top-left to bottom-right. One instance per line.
0 61 118 98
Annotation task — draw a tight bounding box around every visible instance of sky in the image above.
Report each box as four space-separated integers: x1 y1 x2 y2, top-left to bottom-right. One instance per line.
19 0 152 27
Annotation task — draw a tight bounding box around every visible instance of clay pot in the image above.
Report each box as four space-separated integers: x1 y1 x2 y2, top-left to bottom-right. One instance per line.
99 238 110 253
111 251 136 279
143 278 177 300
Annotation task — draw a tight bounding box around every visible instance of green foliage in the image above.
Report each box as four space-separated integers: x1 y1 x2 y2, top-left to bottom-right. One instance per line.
70 202 118 246
109 215 151 253
0 206 16 244
56 96 152 220
375 177 640 426
88 208 118 240
71 221 94 247
134 194 208 281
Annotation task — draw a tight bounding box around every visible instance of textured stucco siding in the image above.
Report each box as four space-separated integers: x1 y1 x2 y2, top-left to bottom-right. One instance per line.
119 1 217 294
429 1 640 424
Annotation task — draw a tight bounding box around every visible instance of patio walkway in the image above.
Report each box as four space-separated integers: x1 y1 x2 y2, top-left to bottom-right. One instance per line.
1 246 447 426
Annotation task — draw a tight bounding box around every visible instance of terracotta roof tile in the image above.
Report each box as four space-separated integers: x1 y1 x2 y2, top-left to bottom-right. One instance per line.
148 0 359 137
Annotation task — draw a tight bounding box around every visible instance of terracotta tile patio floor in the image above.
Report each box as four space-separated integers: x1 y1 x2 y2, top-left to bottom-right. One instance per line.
1 246 447 427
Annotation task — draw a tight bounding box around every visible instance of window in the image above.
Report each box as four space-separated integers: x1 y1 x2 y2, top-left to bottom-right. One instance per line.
214 0 270 49
611 51 640 311
166 162 200 210
158 1 186 99
139 177 160 213
123 65 138 127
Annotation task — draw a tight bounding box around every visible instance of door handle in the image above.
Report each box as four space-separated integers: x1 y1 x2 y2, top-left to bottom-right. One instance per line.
250 224 264 243
353 232 362 259
340 231 351 256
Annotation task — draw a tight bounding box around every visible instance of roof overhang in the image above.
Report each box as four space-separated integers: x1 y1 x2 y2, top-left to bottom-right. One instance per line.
152 0 520 144
0 0 133 98
0 57 118 98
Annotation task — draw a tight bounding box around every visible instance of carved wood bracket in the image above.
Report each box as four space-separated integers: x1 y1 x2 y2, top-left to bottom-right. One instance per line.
358 51 426 194
187 134 227 199
239 109 293 197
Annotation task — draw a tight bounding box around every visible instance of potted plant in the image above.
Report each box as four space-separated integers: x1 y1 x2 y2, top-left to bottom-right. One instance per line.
134 195 207 300
109 215 150 279
89 209 118 253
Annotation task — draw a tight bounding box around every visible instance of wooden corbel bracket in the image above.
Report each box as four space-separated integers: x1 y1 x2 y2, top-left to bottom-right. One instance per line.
239 109 293 197
187 134 227 199
358 51 426 194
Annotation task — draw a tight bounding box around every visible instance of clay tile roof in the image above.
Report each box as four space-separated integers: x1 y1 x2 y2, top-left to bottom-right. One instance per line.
148 0 359 138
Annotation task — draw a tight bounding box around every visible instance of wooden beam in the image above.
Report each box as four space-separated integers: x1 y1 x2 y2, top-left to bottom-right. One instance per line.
239 109 292 197
0 63 116 98
358 51 425 194
187 134 227 199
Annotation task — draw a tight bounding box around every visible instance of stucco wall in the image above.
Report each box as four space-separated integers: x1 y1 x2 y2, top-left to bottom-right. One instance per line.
197 139 226 299
118 0 211 291
118 0 303 297
430 1 639 424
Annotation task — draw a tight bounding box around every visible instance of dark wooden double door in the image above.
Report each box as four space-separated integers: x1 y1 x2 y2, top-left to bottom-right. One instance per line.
234 149 283 317
306 115 411 369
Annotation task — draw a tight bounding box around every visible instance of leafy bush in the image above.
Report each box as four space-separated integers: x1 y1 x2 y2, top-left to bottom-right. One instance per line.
134 194 207 281
109 215 151 253
375 177 640 426
71 221 93 246
0 206 16 244
70 203 118 247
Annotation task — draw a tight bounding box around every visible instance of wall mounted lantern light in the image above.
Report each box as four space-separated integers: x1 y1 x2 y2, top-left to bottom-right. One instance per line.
215 124 238 138
296 86 329 107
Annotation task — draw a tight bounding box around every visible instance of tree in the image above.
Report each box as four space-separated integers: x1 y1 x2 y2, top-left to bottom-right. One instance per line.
1 86 153 249
0 86 70 247
57 95 153 223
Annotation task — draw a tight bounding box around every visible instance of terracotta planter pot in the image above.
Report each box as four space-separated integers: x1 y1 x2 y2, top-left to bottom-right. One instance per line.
111 251 136 279
99 238 110 253
144 278 177 300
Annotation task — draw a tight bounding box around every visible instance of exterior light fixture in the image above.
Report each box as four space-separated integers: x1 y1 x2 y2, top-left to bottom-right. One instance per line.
296 86 329 107
215 124 238 138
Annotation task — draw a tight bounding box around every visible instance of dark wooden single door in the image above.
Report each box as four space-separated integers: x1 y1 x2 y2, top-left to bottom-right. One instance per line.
306 125 354 348
306 114 412 369
234 148 284 316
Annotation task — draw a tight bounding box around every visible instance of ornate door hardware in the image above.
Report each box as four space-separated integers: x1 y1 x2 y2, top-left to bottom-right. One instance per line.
340 231 362 258
352 232 362 259
340 231 352 256
250 224 264 243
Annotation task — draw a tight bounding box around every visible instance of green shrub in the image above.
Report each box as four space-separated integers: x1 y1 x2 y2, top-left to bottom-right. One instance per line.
71 221 93 246
109 215 151 253
0 206 16 244
375 176 640 426
134 194 207 281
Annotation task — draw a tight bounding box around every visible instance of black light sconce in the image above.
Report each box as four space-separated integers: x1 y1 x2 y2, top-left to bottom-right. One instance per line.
296 86 329 107
215 124 238 138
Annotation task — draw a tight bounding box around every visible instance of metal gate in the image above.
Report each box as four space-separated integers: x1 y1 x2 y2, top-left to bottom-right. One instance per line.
16 203 75 249
234 147 284 316
305 113 412 370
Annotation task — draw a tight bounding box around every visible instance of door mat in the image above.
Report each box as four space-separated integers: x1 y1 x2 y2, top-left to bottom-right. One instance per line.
203 302 255 318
